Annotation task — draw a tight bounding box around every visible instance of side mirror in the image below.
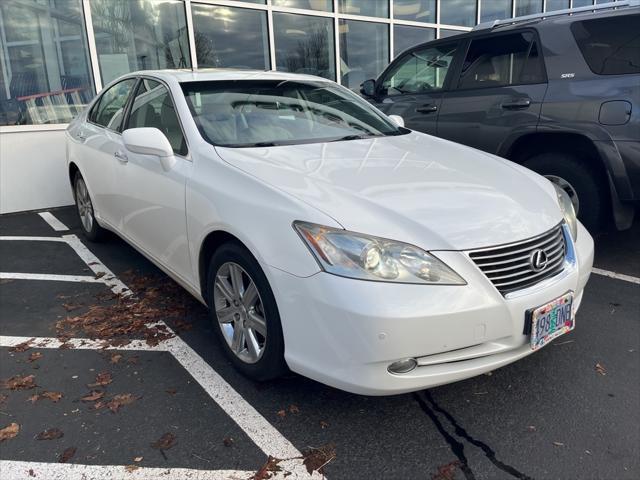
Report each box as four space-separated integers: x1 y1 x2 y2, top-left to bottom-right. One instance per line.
360 79 376 97
122 127 176 171
388 115 405 128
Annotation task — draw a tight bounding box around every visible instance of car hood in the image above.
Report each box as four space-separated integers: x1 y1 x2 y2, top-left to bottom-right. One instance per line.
215 132 562 251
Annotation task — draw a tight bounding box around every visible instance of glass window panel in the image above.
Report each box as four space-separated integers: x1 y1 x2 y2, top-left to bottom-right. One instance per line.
481 0 513 22
90 78 136 130
458 32 546 89
339 20 389 90
272 0 333 11
91 0 191 85
572 0 594 6
545 0 570 11
515 0 543 16
383 42 459 94
127 79 187 155
191 4 270 70
393 25 436 57
440 29 466 38
338 0 389 18
274 13 335 80
440 0 477 27
0 0 94 126
393 0 436 23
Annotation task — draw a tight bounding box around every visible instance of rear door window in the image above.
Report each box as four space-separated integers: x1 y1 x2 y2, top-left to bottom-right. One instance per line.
90 79 137 131
571 14 640 75
457 31 546 89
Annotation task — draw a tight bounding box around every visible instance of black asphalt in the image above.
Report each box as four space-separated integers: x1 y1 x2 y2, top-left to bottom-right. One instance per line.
1 207 638 479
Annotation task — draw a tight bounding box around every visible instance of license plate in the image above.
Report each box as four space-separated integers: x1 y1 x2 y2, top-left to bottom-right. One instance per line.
529 292 574 351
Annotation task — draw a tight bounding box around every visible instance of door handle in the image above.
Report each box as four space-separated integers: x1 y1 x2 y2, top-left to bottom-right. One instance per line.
416 104 438 114
501 98 531 110
114 151 128 163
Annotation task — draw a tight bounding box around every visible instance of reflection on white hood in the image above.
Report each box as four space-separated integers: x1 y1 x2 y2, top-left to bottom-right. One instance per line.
215 131 562 251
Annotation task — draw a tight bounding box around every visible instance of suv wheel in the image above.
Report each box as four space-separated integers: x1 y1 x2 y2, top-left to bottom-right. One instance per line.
206 242 286 381
523 152 607 232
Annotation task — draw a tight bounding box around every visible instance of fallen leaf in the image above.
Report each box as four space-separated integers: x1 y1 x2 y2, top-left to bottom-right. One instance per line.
595 363 607 375
151 432 176 450
319 420 329 429
125 465 139 473
109 354 123 364
28 352 43 363
553 442 565 447
2 374 36 390
62 303 81 312
41 391 63 403
9 339 34 353
106 393 137 413
223 437 234 447
36 428 64 440
95 271 106 279
27 394 40 404
431 461 460 480
302 444 336 475
276 409 286 418
288 404 300 414
28 468 35 477
87 372 112 387
81 391 105 402
252 456 284 480
58 447 76 463
0 423 19 442
134 456 143 462
0 394 7 405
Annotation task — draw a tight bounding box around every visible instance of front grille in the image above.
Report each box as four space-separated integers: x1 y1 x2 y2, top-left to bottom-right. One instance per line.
468 225 566 295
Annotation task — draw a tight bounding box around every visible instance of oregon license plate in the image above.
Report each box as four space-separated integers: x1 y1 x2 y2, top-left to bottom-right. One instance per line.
529 292 574 351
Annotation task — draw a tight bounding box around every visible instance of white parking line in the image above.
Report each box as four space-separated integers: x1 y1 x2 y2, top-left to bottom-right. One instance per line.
0 236 66 242
38 211 69 231
0 272 104 284
1 211 318 479
592 267 640 285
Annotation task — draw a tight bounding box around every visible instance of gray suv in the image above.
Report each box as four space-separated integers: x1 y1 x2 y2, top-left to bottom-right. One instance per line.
361 3 639 232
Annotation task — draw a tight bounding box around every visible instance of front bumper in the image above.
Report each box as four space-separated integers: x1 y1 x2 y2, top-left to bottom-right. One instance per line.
268 223 594 395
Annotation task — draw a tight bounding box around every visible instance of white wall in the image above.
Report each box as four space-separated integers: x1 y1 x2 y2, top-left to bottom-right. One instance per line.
0 129 73 214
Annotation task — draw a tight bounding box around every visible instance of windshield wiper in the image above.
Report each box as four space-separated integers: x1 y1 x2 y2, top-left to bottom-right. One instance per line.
251 141 279 147
328 134 374 142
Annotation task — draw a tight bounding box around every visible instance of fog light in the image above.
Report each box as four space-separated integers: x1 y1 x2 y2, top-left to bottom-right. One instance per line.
388 358 417 374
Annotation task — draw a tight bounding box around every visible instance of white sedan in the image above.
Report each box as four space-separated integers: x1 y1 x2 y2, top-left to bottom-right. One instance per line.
66 70 594 395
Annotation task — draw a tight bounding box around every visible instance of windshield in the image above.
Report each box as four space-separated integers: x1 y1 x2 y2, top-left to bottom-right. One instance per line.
181 80 407 147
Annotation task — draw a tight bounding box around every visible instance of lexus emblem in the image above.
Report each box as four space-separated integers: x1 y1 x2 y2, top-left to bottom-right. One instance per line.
529 249 548 272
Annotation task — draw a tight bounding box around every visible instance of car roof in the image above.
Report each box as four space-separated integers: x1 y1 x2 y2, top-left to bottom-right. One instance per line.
126 68 332 84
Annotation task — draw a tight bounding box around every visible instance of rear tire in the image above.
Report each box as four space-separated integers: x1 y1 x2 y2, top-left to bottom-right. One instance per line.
73 172 106 242
206 242 287 381
523 152 608 232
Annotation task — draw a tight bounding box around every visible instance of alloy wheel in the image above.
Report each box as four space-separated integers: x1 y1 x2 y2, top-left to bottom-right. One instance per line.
213 262 267 364
75 177 94 232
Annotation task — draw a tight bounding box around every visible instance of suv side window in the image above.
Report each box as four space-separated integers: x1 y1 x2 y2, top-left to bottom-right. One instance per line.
90 79 137 131
381 42 459 96
126 79 187 156
458 32 545 89
571 14 640 75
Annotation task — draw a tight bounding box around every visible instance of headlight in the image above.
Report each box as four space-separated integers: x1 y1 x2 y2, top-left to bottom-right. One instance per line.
294 222 466 285
553 184 578 241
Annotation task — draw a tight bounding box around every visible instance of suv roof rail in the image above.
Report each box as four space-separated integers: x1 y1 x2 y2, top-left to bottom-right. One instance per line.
472 0 640 31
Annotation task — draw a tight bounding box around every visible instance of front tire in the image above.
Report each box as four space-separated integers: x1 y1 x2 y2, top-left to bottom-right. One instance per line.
206 242 286 381
523 152 608 232
73 172 106 242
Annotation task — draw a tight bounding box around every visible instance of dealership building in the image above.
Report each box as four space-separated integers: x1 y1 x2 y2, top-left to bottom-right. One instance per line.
0 0 613 213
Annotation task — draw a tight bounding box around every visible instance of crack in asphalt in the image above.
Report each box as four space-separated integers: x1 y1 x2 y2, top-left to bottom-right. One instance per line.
415 391 534 480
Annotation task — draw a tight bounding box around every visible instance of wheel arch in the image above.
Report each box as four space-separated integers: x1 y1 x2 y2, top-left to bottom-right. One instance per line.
68 162 80 195
198 229 249 303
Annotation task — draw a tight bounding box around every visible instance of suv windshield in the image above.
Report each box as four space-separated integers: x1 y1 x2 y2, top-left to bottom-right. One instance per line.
181 80 407 147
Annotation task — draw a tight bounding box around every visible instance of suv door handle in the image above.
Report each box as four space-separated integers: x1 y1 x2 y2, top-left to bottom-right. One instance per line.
114 151 128 163
416 104 438 113
501 98 531 110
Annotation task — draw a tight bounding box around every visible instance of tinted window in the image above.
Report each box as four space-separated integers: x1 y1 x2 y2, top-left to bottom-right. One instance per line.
339 20 389 90
458 32 545 89
127 79 187 156
394 0 436 23
481 0 513 23
91 79 136 130
382 42 458 95
571 15 640 75
181 80 405 148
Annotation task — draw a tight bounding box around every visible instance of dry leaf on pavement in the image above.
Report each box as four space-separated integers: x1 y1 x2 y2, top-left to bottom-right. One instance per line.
252 456 284 480
81 391 105 402
151 432 176 451
36 428 64 440
106 393 137 413
27 352 43 362
302 444 336 475
87 372 112 387
595 363 607 375
109 354 123 364
9 339 34 353
59 447 77 463
0 423 19 442
2 374 36 390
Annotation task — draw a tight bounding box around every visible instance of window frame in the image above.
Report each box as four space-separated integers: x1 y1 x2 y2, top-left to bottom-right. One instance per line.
122 74 190 159
375 37 465 98
87 77 139 133
450 28 548 93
